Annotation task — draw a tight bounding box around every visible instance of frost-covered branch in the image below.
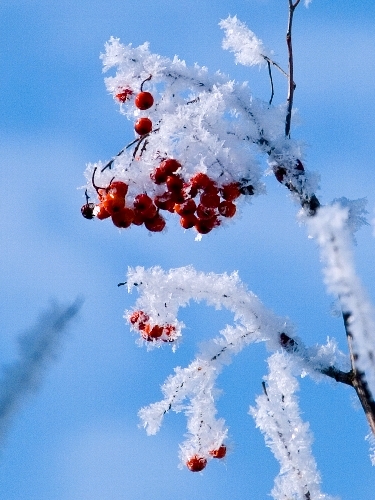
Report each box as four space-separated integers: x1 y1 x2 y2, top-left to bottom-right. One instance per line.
308 205 375 433
0 299 82 444
250 352 337 500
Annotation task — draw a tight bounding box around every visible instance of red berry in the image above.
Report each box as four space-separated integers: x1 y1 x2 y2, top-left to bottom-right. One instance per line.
108 181 128 198
195 217 218 234
115 88 133 103
111 207 135 228
190 173 212 191
134 91 154 110
174 199 197 216
103 195 126 215
186 456 207 472
154 192 175 212
96 204 111 220
221 182 241 201
132 210 145 226
144 213 166 232
141 203 158 220
209 445 226 459
150 166 168 184
200 191 220 208
81 203 95 219
134 117 152 135
133 193 153 213
196 204 216 220
218 200 236 218
166 175 184 192
160 158 181 175
180 214 197 229
149 325 163 339
129 311 149 330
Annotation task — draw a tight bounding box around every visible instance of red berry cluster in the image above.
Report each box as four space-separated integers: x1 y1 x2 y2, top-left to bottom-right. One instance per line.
128 310 176 343
150 166 241 234
186 445 226 472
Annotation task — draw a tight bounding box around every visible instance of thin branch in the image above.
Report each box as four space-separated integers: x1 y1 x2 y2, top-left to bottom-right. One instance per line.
285 0 300 137
266 60 274 105
343 314 375 434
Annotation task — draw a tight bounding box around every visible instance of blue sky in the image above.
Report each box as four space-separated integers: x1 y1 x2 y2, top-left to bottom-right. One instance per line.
1 1 375 498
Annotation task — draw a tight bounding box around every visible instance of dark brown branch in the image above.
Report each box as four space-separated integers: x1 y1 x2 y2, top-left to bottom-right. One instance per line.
343 314 375 434
285 0 300 137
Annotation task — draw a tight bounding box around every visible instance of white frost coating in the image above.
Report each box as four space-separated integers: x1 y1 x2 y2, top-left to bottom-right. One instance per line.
83 32 315 224
126 266 346 472
219 16 271 67
129 266 291 464
250 353 338 500
308 205 375 396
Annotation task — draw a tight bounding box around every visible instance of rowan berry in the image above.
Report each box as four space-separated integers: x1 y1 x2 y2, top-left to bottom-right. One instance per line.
154 193 175 212
221 182 241 201
96 204 111 220
111 207 135 228
180 214 197 229
174 199 197 216
144 213 166 232
166 175 184 192
134 117 152 135
108 181 128 198
209 445 226 459
160 158 181 175
218 200 236 218
190 173 212 191
134 91 154 110
186 456 207 472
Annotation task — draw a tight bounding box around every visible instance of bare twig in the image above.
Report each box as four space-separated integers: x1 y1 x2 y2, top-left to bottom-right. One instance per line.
285 0 300 137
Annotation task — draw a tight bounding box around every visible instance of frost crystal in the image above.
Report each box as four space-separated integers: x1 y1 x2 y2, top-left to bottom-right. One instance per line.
219 16 271 67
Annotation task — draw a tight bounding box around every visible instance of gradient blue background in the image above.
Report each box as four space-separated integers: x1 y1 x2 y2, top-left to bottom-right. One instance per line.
1 1 375 498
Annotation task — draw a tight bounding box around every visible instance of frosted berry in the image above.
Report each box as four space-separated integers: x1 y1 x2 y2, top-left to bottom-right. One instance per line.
221 182 241 201
103 195 125 215
134 117 152 135
180 214 197 229
186 456 207 472
115 88 133 103
108 181 128 198
96 204 111 220
150 167 168 185
111 207 135 228
133 193 154 213
160 158 181 175
218 200 236 218
195 216 218 234
190 173 212 191
200 191 220 208
134 91 154 110
144 213 166 232
174 199 196 216
209 445 226 459
154 192 175 212
166 175 184 192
